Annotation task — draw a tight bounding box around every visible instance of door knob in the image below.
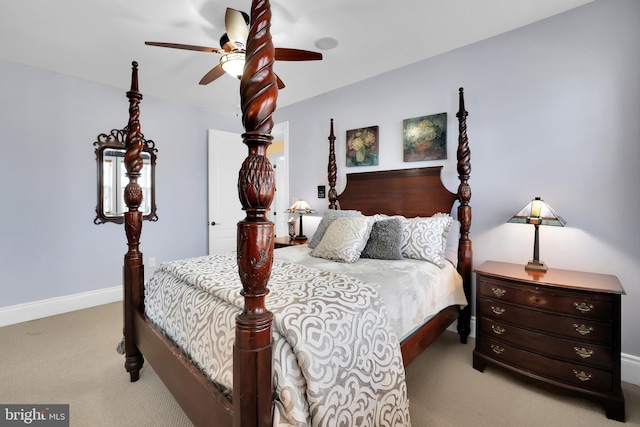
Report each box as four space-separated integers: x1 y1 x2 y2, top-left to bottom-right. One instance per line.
210 221 217 226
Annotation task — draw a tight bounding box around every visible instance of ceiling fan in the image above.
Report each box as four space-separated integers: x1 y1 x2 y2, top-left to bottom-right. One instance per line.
145 8 322 89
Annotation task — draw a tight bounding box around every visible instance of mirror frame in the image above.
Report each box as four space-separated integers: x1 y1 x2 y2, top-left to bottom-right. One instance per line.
94 127 158 224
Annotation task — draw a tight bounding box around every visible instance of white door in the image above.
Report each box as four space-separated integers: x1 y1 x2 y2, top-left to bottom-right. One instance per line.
267 121 289 237
208 129 246 255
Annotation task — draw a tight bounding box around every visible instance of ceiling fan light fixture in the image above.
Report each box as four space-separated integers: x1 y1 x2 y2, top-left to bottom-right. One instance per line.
220 52 245 78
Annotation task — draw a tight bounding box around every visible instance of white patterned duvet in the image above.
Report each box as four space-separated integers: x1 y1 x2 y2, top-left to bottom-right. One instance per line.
144 249 466 426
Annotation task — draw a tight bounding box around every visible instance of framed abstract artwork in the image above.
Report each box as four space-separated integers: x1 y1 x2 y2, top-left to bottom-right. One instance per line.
346 126 379 167
403 113 447 162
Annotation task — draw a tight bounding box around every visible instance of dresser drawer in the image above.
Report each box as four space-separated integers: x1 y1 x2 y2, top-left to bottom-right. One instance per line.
478 277 613 321
478 317 613 369
478 337 613 392
477 298 612 344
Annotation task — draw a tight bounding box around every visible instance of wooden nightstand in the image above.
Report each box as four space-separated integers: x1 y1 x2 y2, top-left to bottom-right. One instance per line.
274 236 307 249
473 261 626 422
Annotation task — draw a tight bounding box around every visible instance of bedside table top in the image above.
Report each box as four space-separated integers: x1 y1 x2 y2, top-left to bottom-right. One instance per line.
274 236 307 247
475 261 625 295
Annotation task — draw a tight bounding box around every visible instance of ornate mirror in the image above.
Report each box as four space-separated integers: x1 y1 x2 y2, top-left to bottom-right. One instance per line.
94 128 157 224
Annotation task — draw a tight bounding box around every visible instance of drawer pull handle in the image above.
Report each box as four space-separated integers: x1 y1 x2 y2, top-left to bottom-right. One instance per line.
573 324 594 335
573 370 592 382
528 295 547 306
492 287 506 297
491 344 505 355
574 302 594 313
574 347 595 359
491 325 505 335
491 306 505 315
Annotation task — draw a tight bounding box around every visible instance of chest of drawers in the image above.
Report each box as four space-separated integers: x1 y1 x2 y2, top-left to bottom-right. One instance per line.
473 261 626 422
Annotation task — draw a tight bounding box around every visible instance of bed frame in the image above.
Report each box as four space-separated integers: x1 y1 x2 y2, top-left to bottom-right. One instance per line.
120 1 471 426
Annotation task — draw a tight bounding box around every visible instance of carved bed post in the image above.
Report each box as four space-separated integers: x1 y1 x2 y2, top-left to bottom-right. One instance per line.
123 61 145 380
327 119 338 210
456 87 472 343
233 0 277 426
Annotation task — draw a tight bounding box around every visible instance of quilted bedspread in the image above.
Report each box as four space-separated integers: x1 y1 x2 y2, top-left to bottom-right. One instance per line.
145 252 411 426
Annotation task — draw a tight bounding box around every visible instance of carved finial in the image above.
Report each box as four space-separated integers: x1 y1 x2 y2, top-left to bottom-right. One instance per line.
128 61 141 99
457 88 467 119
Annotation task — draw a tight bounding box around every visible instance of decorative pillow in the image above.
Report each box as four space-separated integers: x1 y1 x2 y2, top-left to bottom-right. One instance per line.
310 217 373 263
401 213 453 268
361 217 404 260
307 209 362 249
444 220 460 267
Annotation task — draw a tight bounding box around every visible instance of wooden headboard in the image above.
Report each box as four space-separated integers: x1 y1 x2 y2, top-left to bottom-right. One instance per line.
337 167 457 217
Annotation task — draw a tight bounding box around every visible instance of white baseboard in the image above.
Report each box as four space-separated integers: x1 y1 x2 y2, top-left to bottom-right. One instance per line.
449 316 640 386
621 352 640 387
0 286 122 328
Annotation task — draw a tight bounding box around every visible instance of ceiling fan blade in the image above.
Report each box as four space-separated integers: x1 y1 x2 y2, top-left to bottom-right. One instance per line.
199 64 226 85
225 8 249 47
275 48 322 61
145 41 223 54
275 74 285 90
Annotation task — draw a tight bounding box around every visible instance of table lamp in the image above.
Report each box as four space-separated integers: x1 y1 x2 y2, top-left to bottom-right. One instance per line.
285 200 316 240
507 197 566 272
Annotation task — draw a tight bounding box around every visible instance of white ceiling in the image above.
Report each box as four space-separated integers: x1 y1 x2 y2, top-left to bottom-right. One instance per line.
0 0 593 114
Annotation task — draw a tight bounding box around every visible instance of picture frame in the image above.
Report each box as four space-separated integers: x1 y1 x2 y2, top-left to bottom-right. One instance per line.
403 113 447 162
346 126 379 167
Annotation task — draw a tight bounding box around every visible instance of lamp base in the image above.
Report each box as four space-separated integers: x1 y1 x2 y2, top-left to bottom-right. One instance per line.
525 260 547 272
294 235 307 241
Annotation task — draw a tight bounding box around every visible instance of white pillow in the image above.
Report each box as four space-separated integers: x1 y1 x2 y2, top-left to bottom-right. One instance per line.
444 220 460 267
310 217 373 263
307 209 362 249
401 213 453 268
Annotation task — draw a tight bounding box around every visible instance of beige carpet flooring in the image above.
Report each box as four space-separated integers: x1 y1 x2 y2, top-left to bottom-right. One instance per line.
0 302 638 426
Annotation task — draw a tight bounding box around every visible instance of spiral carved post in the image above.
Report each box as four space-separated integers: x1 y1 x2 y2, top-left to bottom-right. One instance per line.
456 87 472 344
327 119 338 210
123 61 145 380
233 1 278 426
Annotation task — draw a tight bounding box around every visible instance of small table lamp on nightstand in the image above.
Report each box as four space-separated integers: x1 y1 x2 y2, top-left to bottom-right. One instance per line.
507 196 566 272
285 200 316 240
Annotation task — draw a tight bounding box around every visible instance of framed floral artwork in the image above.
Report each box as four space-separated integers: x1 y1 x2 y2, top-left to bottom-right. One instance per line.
346 126 379 167
403 113 447 162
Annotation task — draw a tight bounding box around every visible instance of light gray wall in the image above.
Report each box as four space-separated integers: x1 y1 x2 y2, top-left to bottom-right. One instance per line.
1 0 637 359
276 0 640 356
0 60 242 307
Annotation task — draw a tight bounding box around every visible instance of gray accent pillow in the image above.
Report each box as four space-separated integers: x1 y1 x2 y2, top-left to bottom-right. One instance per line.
307 209 362 249
361 217 404 260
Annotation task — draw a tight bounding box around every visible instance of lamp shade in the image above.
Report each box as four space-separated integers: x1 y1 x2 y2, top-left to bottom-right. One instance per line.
508 197 566 272
508 197 566 227
285 200 316 215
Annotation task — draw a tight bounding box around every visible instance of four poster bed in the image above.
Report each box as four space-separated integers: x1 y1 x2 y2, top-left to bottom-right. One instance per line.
120 2 472 426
